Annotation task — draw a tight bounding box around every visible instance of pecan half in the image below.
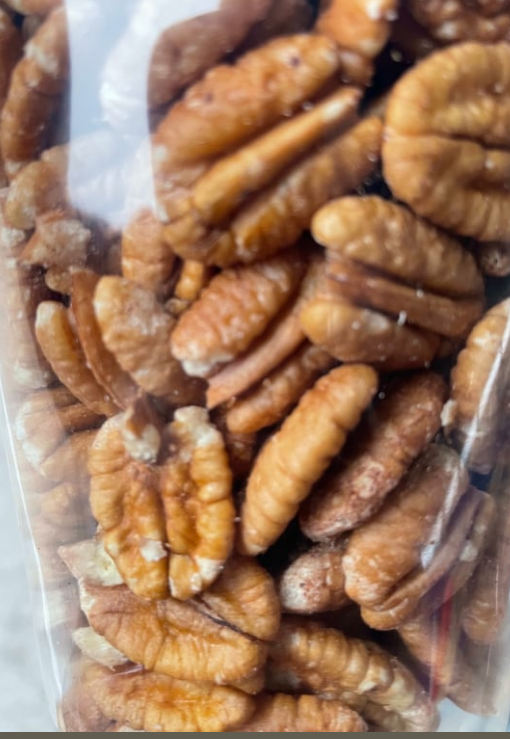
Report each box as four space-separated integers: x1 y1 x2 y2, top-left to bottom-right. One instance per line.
20 211 91 272
239 693 366 732
384 42 510 241
238 365 378 555
300 372 447 540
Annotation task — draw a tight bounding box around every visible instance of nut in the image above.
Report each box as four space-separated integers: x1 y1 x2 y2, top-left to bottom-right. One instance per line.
171 249 307 377
0 9 21 184
197 555 280 642
71 270 139 411
269 617 439 731
20 211 91 271
443 297 510 473
161 406 235 600
278 540 350 614
238 365 378 556
173 260 211 304
300 372 447 540
93 276 205 404
35 301 120 416
317 0 398 59
81 661 256 732
226 343 335 435
239 693 366 732
383 42 510 241
72 627 129 671
477 241 510 277
409 0 510 44
121 210 176 298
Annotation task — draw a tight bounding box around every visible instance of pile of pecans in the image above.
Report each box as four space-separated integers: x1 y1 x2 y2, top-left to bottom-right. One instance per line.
2 0 510 732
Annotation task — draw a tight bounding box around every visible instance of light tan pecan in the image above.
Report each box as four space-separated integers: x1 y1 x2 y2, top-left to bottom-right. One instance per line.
238 693 366 732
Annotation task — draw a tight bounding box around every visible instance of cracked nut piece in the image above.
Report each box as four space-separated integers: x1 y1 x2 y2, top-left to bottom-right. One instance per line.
226 343 335 435
300 372 447 540
443 297 510 473
171 250 307 378
238 365 378 556
71 270 139 411
409 0 510 44
239 693 366 732
20 211 91 272
35 301 119 417
82 661 255 733
279 540 350 614
93 276 204 404
121 210 176 298
318 0 398 59
161 406 235 600
383 42 510 242
198 555 280 642
269 617 439 732
89 415 169 601
173 260 211 304
80 581 266 686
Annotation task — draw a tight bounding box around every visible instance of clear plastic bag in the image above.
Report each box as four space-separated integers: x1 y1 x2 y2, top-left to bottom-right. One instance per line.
1 0 510 731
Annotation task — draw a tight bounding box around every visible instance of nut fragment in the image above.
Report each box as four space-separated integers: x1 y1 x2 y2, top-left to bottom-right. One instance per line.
279 540 350 614
121 210 176 298
239 365 378 556
239 693 366 732
269 617 439 732
383 42 510 241
82 661 255 733
443 297 510 473
161 407 235 600
409 0 510 44
198 555 280 641
35 301 119 417
226 343 335 434
94 276 205 404
173 260 211 304
20 211 91 271
171 250 307 377
317 0 398 59
300 372 447 540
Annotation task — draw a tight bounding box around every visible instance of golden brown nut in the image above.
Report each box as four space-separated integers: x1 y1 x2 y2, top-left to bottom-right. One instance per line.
0 9 22 184
121 210 176 298
279 540 350 614
82 661 255 733
164 117 382 266
317 0 398 59
35 301 119 417
198 555 280 642
80 582 266 686
239 365 378 556
93 276 204 404
409 0 510 44
89 415 169 601
71 270 139 411
300 372 447 540
173 260 212 304
443 298 510 473
384 43 510 242
238 693 366 732
161 406 235 600
226 343 335 435
269 617 439 732
0 7 68 178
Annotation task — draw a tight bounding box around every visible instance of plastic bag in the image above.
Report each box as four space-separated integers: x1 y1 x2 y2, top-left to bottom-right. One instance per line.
1 0 510 731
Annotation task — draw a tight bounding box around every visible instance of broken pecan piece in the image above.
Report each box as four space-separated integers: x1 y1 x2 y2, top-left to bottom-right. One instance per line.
121 210 176 298
318 0 398 59
409 0 510 44
238 365 378 555
384 42 510 241
300 372 447 540
239 693 366 732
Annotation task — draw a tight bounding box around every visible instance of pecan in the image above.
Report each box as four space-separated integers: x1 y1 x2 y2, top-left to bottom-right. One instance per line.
0 7 68 178
93 276 205 404
383 42 510 241
100 0 272 130
121 210 176 298
409 0 510 44
20 211 91 272
37 481 93 541
300 372 447 540
443 298 510 473
171 249 307 378
35 301 119 417
73 627 129 671
238 365 378 556
317 0 398 59
173 260 212 304
78 581 267 686
269 617 439 731
198 555 280 642
161 406 235 600
82 661 255 733
0 9 21 184
164 117 382 267
239 693 366 732
226 343 335 435
71 270 139 411
278 540 350 614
